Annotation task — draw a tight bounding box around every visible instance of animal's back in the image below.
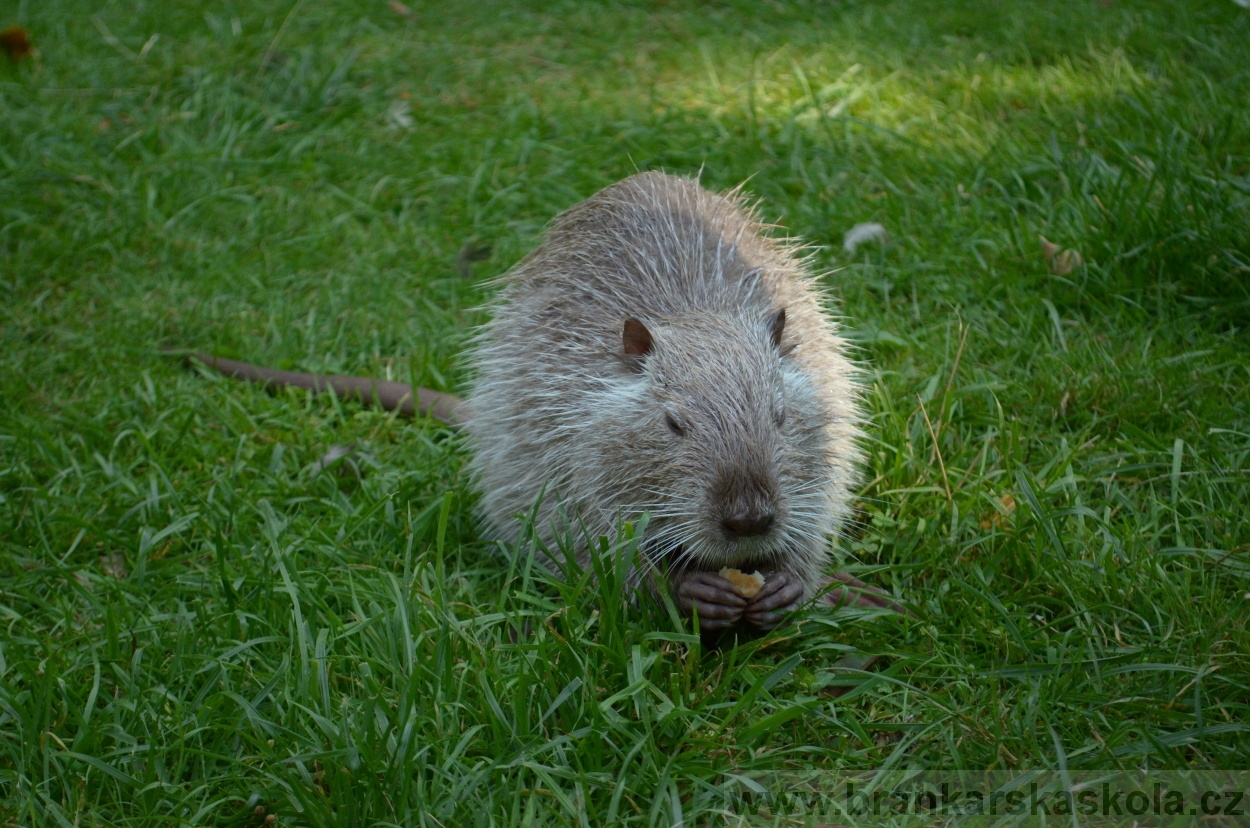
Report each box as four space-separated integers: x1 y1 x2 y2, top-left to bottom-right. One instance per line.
464 172 861 603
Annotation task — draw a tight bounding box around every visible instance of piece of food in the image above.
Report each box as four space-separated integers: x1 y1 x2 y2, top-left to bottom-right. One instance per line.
718 567 765 598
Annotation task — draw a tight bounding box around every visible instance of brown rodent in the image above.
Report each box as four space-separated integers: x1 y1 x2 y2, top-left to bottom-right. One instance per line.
187 172 903 632
464 171 899 631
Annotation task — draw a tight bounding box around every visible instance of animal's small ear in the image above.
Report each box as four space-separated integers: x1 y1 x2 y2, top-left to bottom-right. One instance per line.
623 318 654 358
767 308 786 350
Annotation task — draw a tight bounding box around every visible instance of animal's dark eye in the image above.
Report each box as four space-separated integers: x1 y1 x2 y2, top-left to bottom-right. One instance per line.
775 409 786 428
665 413 685 437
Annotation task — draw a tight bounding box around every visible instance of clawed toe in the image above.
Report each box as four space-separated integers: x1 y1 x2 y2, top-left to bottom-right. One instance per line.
741 571 804 631
673 569 906 634
673 570 746 629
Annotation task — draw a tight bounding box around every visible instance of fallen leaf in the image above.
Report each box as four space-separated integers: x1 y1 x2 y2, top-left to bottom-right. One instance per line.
843 222 888 255
101 553 127 579
980 493 1016 530
1039 235 1061 260
388 0 413 17
0 25 32 62
1051 248 1083 275
312 444 357 475
387 99 414 129
1039 235 1084 275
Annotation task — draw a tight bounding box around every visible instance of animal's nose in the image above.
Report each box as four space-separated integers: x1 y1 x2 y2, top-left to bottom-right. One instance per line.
722 511 775 538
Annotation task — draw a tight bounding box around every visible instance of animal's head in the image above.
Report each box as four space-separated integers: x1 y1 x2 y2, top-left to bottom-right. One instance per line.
593 308 836 576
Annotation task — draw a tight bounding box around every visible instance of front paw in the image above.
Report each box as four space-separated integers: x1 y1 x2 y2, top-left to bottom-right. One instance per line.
673 571 747 631
744 570 804 630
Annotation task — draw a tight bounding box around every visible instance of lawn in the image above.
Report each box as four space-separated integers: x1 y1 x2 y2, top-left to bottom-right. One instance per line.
1 0 1248 825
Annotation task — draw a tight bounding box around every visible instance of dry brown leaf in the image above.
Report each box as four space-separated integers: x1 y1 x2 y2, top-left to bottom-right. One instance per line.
1051 248 1083 275
0 25 32 62
980 493 1017 530
1039 235 1061 261
1039 235 1084 275
101 553 127 579
388 0 413 17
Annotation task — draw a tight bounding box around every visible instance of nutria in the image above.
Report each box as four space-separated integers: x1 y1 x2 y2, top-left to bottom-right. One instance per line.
464 171 899 631
186 171 903 632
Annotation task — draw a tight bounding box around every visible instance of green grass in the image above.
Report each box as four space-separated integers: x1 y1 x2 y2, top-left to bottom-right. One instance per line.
2 0 1248 824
